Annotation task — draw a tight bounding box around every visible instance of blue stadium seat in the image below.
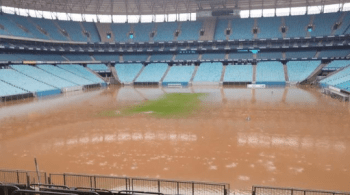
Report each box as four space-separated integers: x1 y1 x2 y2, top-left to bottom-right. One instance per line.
285 15 310 38
115 63 143 83
214 19 229 40
150 54 174 61
0 80 28 97
93 54 119 61
224 65 253 82
177 21 203 41
163 65 195 83
57 65 105 84
111 23 131 42
135 63 168 82
201 53 226 61
230 18 254 40
323 60 350 70
193 62 223 82
287 61 320 82
153 22 178 42
176 54 199 61
31 17 68 41
285 51 316 59
311 12 341 37
123 54 148 62
256 61 285 84
56 20 88 42
318 49 350 58
133 23 155 42
64 54 92 61
87 64 110 72
257 17 283 39
82 22 101 42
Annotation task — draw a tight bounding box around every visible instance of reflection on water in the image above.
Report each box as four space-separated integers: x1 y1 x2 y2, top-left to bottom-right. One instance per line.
1 85 350 192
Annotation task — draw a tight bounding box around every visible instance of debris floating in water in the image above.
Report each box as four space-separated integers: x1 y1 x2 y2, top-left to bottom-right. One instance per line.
246 116 251 121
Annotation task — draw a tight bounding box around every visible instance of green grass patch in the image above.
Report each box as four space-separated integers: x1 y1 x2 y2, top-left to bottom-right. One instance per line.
97 93 206 118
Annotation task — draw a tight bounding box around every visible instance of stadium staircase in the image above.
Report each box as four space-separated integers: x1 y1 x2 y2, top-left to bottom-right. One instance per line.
283 64 289 82
85 67 109 83
252 65 257 84
225 20 231 40
79 23 90 42
199 17 217 41
133 65 145 83
189 66 199 85
159 65 171 84
220 65 226 85
95 23 114 43
108 64 121 85
302 63 328 84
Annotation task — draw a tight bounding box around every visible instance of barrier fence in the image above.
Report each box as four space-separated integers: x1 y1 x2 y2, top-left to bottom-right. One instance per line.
252 186 350 195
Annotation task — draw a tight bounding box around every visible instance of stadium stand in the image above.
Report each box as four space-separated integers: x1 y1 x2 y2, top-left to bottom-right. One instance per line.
7 14 49 40
193 62 223 82
37 64 94 85
57 65 105 85
176 53 199 61
0 80 28 97
285 15 310 38
0 68 61 96
257 17 283 39
87 64 110 72
56 20 88 42
30 17 68 41
214 19 229 40
177 21 203 41
334 12 350 35
135 63 168 83
224 64 253 83
287 61 321 82
318 49 350 58
64 54 92 61
323 60 350 70
320 66 350 91
230 18 254 40
311 12 341 37
256 61 285 84
123 54 149 62
162 65 195 86
0 53 21 61
285 50 316 59
93 54 119 61
10 65 77 89
115 63 143 83
152 22 178 42
111 23 131 42
0 14 34 38
201 53 226 61
82 22 101 42
256 52 283 59
150 54 174 61
133 23 155 42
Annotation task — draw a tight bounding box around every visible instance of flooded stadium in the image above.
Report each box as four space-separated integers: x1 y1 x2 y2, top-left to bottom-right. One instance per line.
0 85 349 193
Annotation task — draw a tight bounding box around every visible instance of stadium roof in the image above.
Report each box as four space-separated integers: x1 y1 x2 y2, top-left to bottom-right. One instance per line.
1 0 350 15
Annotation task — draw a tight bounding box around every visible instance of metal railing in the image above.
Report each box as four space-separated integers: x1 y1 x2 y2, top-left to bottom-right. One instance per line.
49 173 229 195
0 170 28 185
252 186 350 195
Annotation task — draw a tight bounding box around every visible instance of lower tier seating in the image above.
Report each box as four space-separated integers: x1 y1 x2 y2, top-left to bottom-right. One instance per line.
287 61 321 82
87 64 110 72
256 61 285 84
57 65 105 84
193 62 223 82
0 80 28 97
163 65 195 83
320 66 350 90
323 60 350 70
115 63 143 83
135 63 168 82
224 64 253 82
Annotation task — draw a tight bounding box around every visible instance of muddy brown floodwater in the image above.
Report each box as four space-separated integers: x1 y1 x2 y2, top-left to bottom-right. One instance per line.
0 86 350 193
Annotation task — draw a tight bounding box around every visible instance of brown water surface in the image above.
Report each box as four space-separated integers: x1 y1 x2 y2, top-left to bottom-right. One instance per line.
0 86 349 192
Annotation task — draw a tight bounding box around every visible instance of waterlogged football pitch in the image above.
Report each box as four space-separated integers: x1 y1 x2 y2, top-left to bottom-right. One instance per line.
98 93 206 118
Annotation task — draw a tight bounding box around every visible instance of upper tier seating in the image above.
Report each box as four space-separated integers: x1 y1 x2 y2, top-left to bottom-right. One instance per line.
123 54 148 62
287 61 321 82
285 15 310 38
82 22 101 42
214 19 229 40
10 65 77 88
256 61 285 82
115 63 143 83
37 64 93 85
7 14 48 39
56 20 87 42
57 65 105 84
111 23 131 42
201 53 226 61
31 17 68 41
318 49 350 58
5 53 65 61
0 80 28 97
153 22 178 42
150 54 174 61
163 65 195 83
0 69 56 92
193 62 223 82
176 54 199 61
177 21 203 41
323 60 350 70
229 52 253 60
135 63 168 82
334 12 350 35
230 18 254 40
0 53 21 61
311 12 341 37
0 14 30 38
133 23 155 42
257 17 283 39
257 52 283 59
94 54 119 61
87 64 110 72
224 64 253 82
285 50 316 59
64 54 92 61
